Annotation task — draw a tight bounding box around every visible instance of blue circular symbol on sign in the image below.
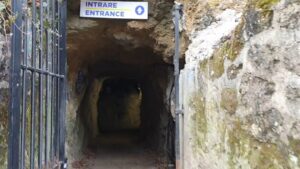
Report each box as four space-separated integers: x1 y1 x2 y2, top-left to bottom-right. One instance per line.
135 5 145 15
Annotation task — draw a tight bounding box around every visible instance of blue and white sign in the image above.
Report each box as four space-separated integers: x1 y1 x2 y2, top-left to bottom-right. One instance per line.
80 0 148 20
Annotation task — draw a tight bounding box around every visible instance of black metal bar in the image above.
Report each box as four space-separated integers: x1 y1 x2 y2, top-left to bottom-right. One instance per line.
174 3 183 169
49 75 53 165
49 59 54 165
52 0 59 161
20 8 29 169
20 68 26 168
30 71 36 169
45 54 49 167
59 1 67 168
21 65 65 78
48 0 54 164
20 9 25 169
50 0 56 163
38 0 45 167
55 0 61 162
30 86 35 169
8 0 23 168
38 71 43 169
45 0 51 166
30 0 37 168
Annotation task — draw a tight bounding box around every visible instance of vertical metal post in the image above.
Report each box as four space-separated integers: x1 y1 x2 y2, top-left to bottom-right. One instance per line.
45 0 51 166
8 0 22 168
174 3 183 169
38 0 45 167
30 1 37 168
50 0 56 162
59 1 67 168
21 6 29 168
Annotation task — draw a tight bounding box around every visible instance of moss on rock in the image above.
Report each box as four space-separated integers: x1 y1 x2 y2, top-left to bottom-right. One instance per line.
199 20 245 80
288 137 300 166
245 0 279 36
254 0 280 10
199 46 225 80
190 93 207 151
221 88 238 114
0 90 9 169
228 120 294 169
226 20 245 61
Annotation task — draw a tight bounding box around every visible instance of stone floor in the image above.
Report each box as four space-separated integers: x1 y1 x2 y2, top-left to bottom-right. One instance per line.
72 131 160 169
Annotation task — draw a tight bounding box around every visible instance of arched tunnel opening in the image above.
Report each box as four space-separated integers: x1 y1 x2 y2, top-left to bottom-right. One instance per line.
72 58 175 168
66 1 178 168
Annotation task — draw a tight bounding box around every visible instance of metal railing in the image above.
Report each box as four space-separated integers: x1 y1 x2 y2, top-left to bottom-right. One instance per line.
173 3 183 169
8 0 67 168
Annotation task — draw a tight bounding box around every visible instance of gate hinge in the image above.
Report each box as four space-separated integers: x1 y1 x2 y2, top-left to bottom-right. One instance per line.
176 109 184 115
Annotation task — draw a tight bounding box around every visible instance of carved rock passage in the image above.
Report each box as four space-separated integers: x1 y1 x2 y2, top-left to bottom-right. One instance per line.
65 0 176 166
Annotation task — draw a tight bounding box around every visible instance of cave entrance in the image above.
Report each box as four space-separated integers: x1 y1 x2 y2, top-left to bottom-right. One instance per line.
67 1 176 168
75 63 174 168
72 62 175 169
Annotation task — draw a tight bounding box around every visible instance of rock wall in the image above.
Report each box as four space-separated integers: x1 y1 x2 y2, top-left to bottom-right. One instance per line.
179 0 300 168
0 33 9 169
0 2 10 166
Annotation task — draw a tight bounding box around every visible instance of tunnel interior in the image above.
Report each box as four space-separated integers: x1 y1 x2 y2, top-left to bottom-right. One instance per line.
67 31 175 168
66 1 176 167
73 58 175 168
98 78 142 133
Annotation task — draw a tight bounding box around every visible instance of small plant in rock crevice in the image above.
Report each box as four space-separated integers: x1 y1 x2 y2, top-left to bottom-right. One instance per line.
0 0 13 44
0 0 62 47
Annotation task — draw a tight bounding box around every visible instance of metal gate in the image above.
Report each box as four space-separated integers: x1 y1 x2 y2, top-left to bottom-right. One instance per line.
8 0 67 168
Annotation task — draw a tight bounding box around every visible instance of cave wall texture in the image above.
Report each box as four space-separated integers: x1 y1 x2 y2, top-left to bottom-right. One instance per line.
0 2 10 167
0 32 9 169
179 0 300 168
0 0 300 168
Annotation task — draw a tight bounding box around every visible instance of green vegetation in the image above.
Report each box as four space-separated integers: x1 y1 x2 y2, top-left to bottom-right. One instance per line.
288 137 300 166
255 0 279 22
226 20 245 61
254 0 280 10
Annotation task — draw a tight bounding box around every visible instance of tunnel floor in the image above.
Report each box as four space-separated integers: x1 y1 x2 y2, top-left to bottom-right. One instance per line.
80 131 161 169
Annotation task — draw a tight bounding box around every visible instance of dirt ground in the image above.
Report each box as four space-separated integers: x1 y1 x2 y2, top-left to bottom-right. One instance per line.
71 131 165 169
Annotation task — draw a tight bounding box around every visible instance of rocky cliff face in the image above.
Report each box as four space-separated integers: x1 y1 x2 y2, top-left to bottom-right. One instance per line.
179 0 300 168
0 34 9 169
0 5 10 166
